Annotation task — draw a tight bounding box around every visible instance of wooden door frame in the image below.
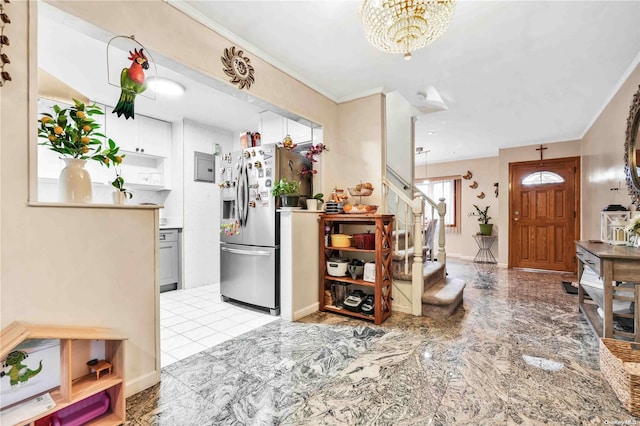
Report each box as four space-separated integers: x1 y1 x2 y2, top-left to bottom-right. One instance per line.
508 156 581 271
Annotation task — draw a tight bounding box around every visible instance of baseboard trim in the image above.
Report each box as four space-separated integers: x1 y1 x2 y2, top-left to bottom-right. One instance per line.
293 302 319 321
392 304 412 314
126 370 161 398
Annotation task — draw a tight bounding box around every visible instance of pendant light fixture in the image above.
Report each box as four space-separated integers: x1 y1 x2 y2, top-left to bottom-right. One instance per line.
360 0 456 60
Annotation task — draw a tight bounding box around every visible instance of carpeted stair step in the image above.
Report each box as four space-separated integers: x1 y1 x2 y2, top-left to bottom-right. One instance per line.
421 277 466 319
393 258 444 287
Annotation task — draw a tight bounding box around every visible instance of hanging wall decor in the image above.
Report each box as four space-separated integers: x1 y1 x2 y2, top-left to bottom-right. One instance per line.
469 181 478 189
494 182 499 197
221 46 255 90
462 170 472 180
0 0 11 87
477 192 485 199
106 35 157 120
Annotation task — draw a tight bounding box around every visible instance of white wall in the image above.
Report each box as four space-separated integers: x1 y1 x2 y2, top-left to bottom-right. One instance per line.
581 63 640 238
162 120 185 228
424 156 499 260
332 95 385 206
386 92 414 187
497 140 581 266
182 119 233 289
423 140 582 265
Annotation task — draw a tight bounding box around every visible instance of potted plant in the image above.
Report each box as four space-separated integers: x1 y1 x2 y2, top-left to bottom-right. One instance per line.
111 169 133 205
271 178 301 208
474 204 493 235
306 193 324 211
38 99 124 203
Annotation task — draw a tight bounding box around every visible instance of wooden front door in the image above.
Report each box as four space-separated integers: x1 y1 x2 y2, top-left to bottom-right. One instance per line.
509 157 580 272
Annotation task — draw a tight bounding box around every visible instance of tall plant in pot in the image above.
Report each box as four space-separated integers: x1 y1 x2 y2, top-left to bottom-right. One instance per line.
271 178 301 208
38 99 123 203
474 205 493 235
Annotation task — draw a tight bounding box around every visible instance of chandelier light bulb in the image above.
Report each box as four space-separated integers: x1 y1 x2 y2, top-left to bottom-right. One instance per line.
361 0 456 58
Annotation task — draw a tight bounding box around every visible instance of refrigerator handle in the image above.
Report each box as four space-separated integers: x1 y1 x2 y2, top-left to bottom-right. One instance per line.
236 164 244 226
242 162 250 226
221 246 271 256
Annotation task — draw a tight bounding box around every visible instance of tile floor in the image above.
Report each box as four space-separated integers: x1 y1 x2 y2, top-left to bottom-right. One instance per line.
128 259 638 425
160 283 279 367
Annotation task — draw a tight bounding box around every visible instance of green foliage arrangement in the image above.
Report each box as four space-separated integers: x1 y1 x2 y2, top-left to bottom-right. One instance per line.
111 169 133 199
313 193 324 202
473 205 491 224
271 178 301 197
38 99 123 167
625 216 640 237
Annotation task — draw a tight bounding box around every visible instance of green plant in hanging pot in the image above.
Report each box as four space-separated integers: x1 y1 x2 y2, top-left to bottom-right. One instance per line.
474 204 493 235
271 178 301 208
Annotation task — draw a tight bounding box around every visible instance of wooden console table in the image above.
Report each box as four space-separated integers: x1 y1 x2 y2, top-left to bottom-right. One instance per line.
576 241 640 340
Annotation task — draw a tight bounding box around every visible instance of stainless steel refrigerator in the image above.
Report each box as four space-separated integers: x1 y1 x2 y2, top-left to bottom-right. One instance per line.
219 144 311 315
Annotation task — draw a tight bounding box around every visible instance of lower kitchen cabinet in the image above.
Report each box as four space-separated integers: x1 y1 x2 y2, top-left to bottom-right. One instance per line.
159 229 180 292
319 214 394 325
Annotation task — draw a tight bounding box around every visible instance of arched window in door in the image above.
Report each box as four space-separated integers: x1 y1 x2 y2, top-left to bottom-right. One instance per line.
521 171 564 186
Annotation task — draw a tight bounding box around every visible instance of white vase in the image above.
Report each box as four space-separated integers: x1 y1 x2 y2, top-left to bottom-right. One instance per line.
306 199 319 211
58 158 92 203
112 191 126 205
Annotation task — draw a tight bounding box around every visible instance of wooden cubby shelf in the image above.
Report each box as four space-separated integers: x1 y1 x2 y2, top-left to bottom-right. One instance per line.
0 322 127 426
319 213 394 325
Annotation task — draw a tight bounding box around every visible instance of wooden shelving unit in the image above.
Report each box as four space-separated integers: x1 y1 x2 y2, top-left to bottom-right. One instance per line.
576 241 640 341
319 213 394 325
0 322 127 426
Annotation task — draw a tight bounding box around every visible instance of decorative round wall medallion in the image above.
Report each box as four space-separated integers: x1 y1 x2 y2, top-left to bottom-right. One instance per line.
221 46 255 90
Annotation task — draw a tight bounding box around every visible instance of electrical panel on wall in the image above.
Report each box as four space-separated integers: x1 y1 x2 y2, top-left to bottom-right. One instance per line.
194 151 215 183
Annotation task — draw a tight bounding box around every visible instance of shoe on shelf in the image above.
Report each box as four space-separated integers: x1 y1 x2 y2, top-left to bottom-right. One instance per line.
360 294 375 316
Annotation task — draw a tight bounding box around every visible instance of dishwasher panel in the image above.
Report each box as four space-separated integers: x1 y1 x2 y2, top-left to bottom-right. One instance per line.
159 229 180 292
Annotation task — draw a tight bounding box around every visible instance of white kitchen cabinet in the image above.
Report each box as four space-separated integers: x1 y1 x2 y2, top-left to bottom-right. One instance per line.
258 111 313 145
106 113 170 157
285 118 312 144
159 229 180 292
104 111 172 190
105 110 139 153
258 111 286 145
138 115 171 157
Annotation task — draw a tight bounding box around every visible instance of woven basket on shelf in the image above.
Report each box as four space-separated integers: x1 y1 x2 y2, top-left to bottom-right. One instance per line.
600 338 640 416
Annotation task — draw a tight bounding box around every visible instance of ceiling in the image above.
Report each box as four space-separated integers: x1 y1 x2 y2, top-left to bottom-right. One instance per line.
175 0 640 164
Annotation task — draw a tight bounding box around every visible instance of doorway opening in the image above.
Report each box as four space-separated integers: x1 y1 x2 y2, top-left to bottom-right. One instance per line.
508 156 580 272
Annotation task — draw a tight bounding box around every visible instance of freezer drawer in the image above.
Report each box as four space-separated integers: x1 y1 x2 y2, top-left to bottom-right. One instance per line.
220 243 279 314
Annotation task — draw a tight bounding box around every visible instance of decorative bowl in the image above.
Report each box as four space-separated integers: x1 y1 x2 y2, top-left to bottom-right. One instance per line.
348 187 374 197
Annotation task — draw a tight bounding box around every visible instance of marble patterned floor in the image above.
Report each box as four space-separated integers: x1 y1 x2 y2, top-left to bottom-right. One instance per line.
126 259 638 425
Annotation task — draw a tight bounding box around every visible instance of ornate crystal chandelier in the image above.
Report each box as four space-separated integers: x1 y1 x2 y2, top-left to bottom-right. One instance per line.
361 0 456 60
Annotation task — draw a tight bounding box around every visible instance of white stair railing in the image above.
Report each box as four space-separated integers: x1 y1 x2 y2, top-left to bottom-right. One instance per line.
382 177 447 316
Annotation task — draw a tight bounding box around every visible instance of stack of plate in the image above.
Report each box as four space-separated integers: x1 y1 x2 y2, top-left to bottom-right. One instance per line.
325 201 340 214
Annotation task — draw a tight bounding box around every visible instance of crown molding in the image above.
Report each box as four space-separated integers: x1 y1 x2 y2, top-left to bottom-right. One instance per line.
166 0 340 103
336 86 386 104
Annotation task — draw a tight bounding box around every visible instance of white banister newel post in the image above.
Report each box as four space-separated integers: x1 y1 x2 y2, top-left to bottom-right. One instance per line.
411 197 424 316
437 197 447 266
